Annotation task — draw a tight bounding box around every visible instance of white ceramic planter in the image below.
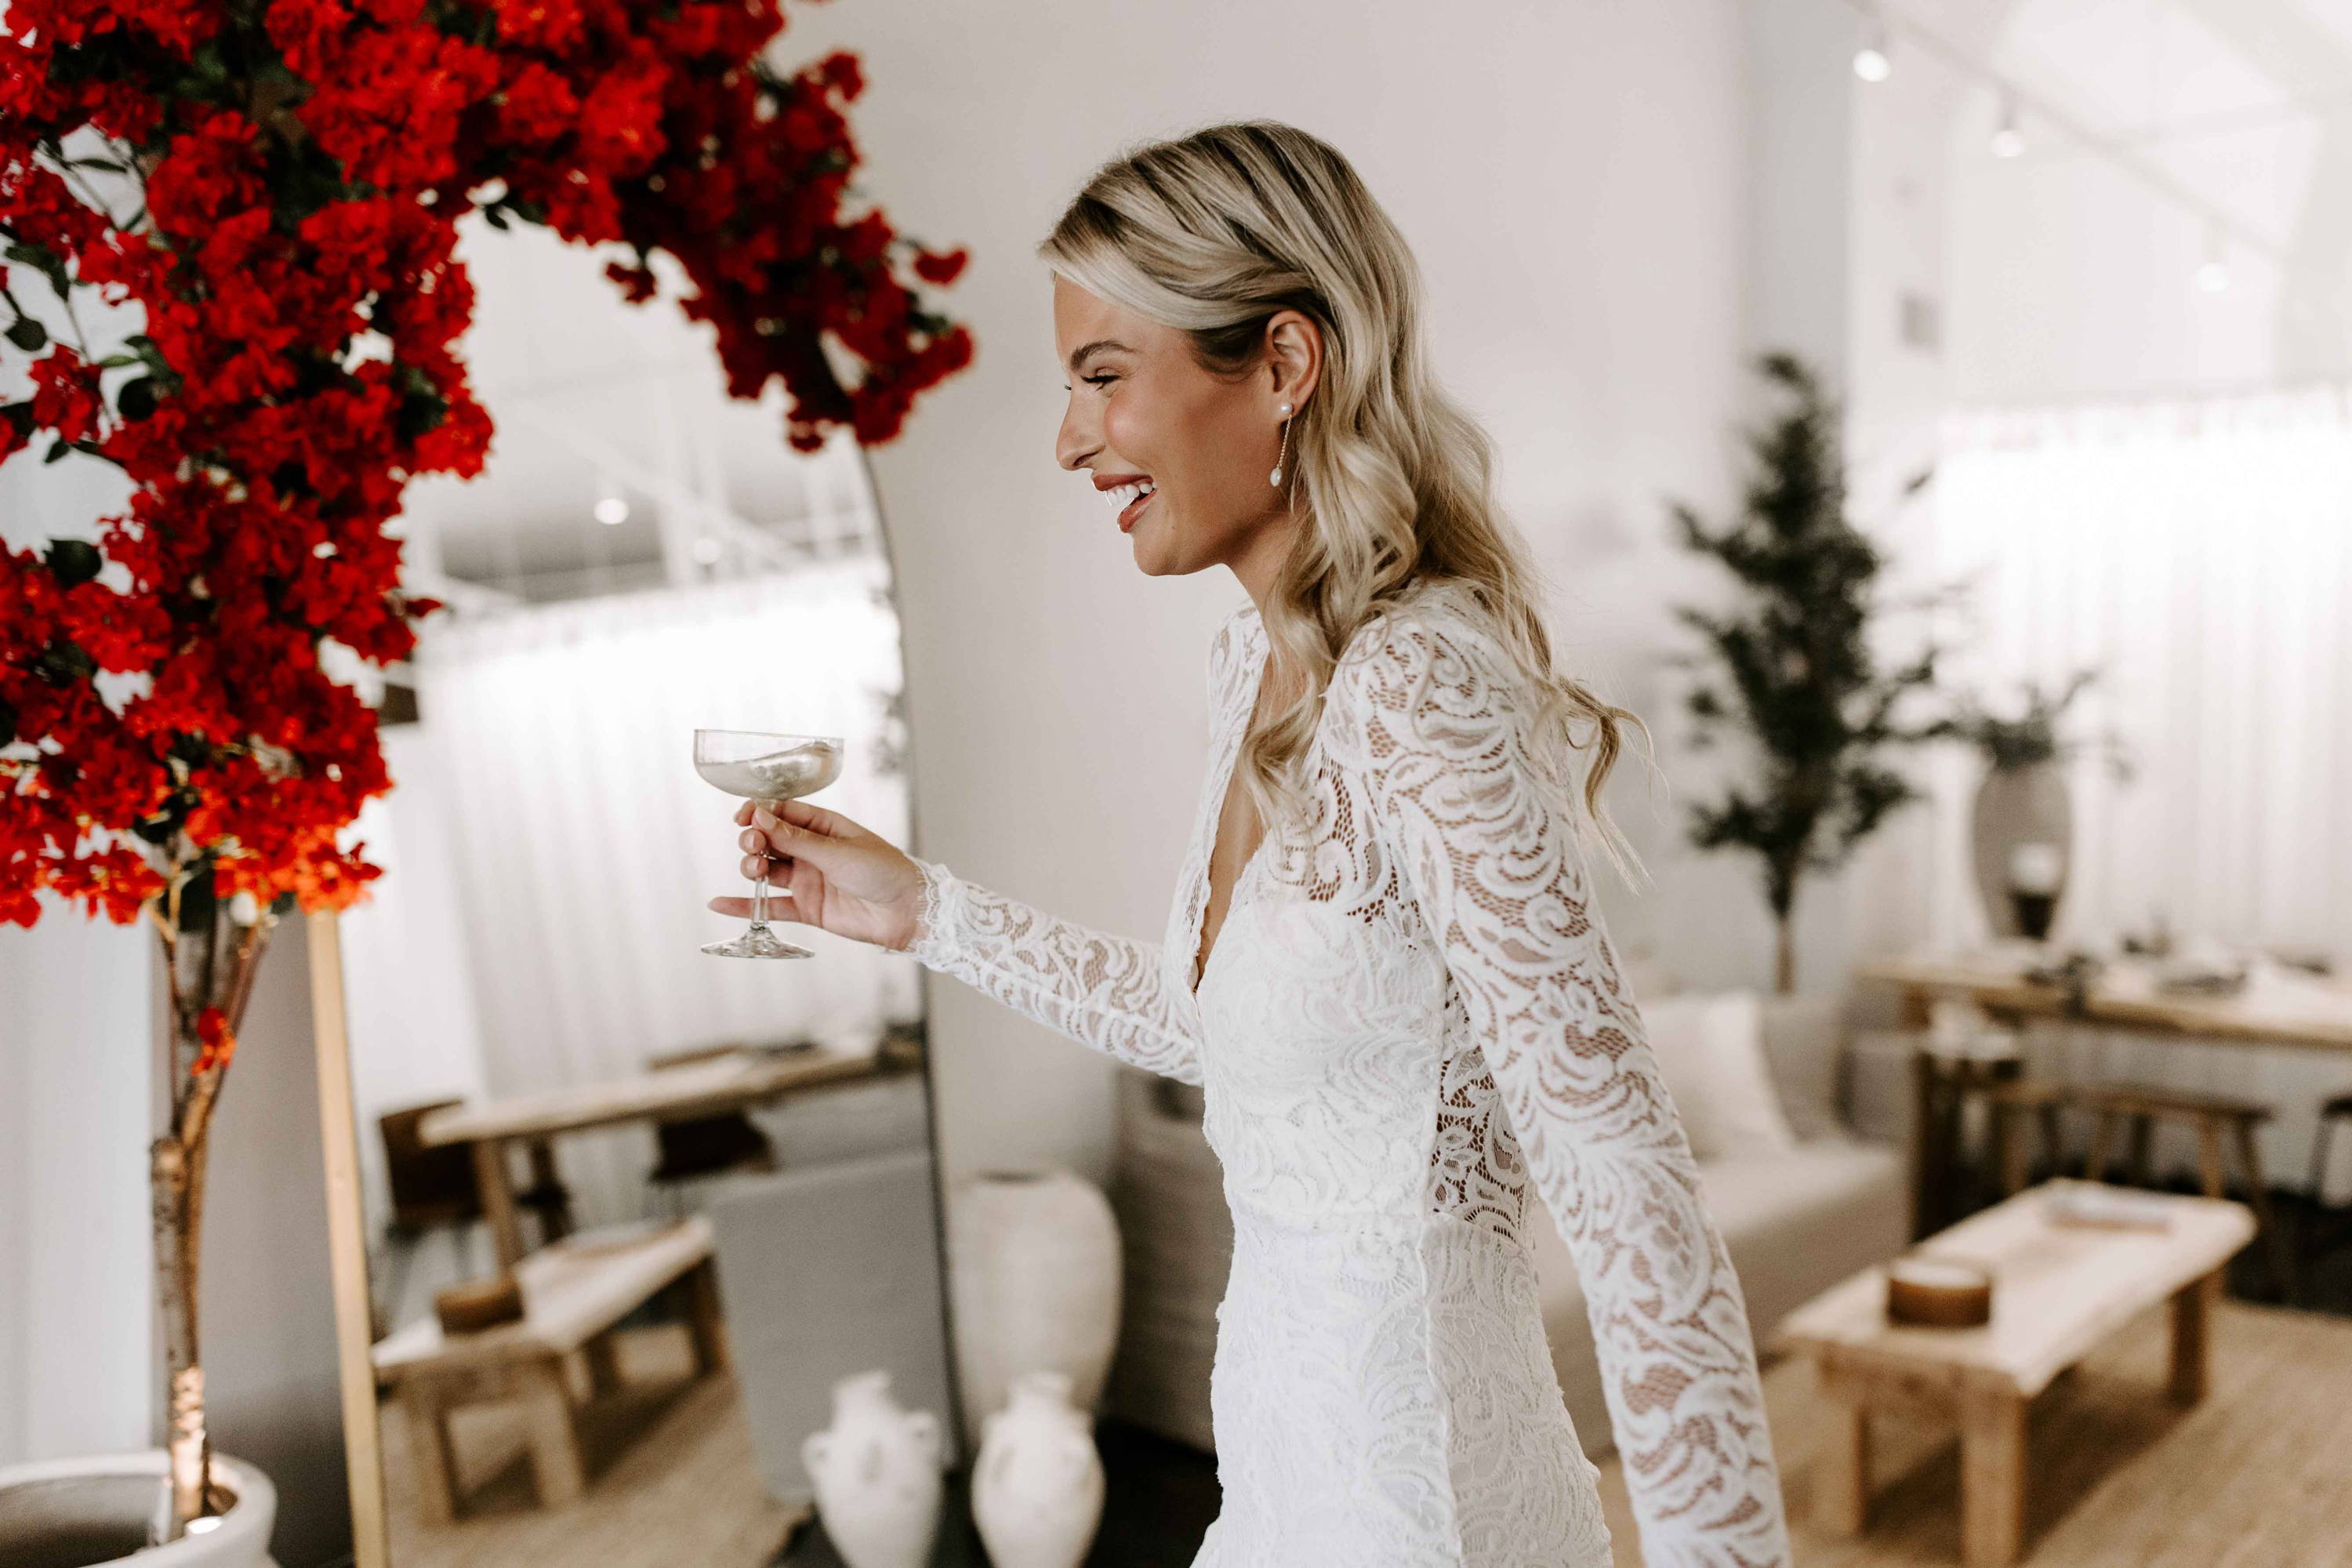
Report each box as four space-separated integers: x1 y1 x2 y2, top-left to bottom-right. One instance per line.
0 1451 276 1568
801 1370 943 1568
971 1371 1104 1568
947 1169 1121 1449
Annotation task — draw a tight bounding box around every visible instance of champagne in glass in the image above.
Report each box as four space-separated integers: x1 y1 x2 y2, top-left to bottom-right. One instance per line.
696 729 844 960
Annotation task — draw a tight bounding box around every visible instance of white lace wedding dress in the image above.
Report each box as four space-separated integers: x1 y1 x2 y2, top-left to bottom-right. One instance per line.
904 579 1788 1566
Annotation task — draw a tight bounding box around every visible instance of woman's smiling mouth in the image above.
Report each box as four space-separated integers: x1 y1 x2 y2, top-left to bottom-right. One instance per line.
1102 477 1157 533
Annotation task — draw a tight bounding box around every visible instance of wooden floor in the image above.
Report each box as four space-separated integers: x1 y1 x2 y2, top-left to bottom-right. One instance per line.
379 1304 2352 1566
1597 1301 2352 1566
380 1323 803 1568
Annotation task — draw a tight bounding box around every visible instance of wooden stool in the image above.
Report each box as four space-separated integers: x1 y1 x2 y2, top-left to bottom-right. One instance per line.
2068 1081 2290 1294
1986 1078 2070 1197
1911 1047 2024 1240
2309 1091 2352 1206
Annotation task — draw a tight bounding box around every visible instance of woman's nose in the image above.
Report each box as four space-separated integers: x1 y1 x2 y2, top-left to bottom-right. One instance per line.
1055 395 1098 472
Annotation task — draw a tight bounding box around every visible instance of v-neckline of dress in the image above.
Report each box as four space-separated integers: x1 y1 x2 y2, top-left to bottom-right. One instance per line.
1187 612 1273 1000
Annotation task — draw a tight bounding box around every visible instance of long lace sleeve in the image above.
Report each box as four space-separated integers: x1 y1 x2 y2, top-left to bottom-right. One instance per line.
1337 607 1788 1566
902 855 1203 1085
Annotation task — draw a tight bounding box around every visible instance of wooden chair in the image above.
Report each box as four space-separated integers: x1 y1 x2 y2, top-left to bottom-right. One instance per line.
2069 1080 2291 1294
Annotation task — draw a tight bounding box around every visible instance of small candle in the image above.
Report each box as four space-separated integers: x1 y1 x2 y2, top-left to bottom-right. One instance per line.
2008 841 2063 896
1886 1255 1994 1327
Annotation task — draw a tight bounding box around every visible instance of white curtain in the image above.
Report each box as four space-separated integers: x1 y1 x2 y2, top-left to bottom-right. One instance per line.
1925 387 2352 960
1915 388 2352 1189
346 561 920 1230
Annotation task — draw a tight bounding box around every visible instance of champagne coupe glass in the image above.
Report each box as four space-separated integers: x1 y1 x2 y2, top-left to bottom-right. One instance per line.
696 728 844 960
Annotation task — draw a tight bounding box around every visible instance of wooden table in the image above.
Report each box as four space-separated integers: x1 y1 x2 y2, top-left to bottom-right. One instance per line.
1861 949 2352 1053
372 1217 723 1522
1777 1181 2255 1568
419 1046 882 1274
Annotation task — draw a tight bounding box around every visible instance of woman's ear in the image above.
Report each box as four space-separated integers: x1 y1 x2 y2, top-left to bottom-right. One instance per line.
1263 309 1323 414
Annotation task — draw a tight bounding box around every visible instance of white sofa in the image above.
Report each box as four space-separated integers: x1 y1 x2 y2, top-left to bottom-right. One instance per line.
1105 993 1908 1458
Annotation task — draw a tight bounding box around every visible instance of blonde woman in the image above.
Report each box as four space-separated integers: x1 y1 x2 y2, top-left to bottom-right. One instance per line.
715 122 1787 1566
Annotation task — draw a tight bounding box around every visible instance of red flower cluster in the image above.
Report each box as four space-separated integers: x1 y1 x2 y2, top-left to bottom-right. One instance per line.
0 0 968 927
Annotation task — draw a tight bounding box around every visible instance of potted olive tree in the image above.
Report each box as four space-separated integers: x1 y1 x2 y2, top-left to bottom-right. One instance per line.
1671 354 1947 992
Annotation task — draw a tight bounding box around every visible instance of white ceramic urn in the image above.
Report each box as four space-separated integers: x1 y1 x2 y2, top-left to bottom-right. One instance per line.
800 1370 943 1568
971 1371 1105 1568
947 1169 1122 1449
0 1451 278 1567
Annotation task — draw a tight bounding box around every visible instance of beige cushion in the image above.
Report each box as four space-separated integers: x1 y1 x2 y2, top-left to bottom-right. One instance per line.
1642 991 1798 1160
1757 993 1846 1142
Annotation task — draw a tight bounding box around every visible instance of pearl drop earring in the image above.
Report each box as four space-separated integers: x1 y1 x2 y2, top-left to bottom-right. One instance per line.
1270 403 1294 487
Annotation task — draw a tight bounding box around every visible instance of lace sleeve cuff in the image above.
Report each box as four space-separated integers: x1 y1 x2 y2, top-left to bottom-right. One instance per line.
901 854 964 967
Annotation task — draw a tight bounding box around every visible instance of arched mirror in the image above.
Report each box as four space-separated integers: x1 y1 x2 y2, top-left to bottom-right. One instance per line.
328 214 951 1565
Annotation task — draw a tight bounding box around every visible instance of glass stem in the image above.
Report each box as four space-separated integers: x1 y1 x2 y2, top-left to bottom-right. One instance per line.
752 870 769 931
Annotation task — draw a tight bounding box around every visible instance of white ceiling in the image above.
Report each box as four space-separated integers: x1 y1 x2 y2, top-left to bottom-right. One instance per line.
395 217 873 598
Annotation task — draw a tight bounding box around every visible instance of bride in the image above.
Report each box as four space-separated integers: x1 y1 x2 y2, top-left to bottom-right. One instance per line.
713 121 1788 1567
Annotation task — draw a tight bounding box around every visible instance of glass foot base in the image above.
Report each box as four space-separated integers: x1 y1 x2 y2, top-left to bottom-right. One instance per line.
702 925 813 960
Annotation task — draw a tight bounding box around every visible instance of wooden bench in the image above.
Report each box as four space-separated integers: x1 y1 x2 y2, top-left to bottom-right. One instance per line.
371 1217 724 1522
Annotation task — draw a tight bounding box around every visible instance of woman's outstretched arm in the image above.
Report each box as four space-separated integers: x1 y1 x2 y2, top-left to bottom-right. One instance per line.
719 798 1202 1084
1336 604 1789 1567
901 855 1202 1084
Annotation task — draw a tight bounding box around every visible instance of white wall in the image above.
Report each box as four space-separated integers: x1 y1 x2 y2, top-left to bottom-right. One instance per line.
0 903 154 1467
767 0 1764 1180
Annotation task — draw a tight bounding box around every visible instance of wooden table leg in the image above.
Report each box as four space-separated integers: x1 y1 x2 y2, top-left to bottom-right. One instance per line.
513 1356 586 1507
2170 1269 2216 1403
1961 1384 2027 1568
524 1137 573 1244
583 1332 624 1396
471 1137 526 1273
684 1258 728 1376
1815 1385 1870 1537
397 1377 459 1526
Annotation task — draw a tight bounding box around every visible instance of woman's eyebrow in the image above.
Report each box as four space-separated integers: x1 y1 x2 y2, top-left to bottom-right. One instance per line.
1065 338 1135 373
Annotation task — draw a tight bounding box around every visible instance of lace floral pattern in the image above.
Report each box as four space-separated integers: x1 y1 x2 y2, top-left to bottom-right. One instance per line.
906 582 1788 1566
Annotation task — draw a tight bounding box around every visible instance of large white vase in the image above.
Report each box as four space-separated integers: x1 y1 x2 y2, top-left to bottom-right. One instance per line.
971 1371 1105 1568
800 1371 943 1568
0 1451 277 1567
947 1170 1121 1449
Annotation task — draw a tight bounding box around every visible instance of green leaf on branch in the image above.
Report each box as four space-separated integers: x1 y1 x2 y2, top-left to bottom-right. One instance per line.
4 243 71 300
31 640 95 684
42 438 69 464
0 401 31 439
0 696 15 746
44 538 101 587
5 316 48 352
270 891 297 917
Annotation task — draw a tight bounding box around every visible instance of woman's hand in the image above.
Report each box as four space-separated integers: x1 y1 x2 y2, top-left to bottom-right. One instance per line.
710 796 927 953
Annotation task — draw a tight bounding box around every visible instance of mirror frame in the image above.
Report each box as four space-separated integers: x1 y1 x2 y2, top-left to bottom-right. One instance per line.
308 447 957 1566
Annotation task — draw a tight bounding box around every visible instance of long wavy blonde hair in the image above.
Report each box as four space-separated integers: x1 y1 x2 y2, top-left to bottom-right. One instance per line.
1040 121 1639 862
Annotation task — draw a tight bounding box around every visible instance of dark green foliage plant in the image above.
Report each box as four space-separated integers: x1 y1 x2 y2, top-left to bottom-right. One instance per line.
1671 354 1945 993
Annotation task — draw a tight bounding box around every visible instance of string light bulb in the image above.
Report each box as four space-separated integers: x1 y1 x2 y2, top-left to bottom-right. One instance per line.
1854 17 1893 82
593 475 630 526
1990 93 2025 158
